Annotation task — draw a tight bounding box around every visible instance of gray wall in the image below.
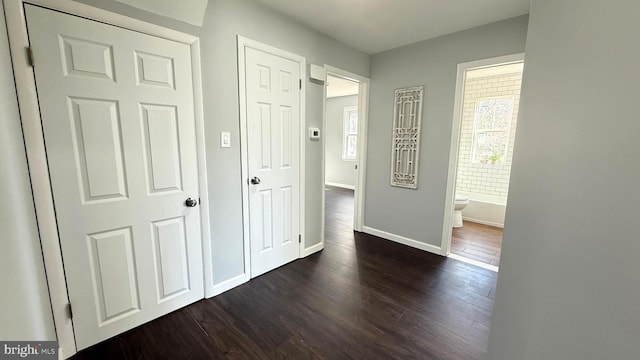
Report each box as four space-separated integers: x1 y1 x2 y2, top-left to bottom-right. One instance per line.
364 16 528 246
488 1 640 359
72 0 370 282
0 0 56 341
325 95 358 188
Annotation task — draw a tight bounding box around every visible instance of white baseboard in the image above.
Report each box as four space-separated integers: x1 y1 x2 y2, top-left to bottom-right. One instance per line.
324 181 355 190
211 273 248 297
362 226 444 256
300 241 324 257
462 217 504 228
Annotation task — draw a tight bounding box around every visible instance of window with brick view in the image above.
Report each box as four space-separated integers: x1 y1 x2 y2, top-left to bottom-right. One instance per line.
455 67 523 200
471 97 514 164
342 106 358 161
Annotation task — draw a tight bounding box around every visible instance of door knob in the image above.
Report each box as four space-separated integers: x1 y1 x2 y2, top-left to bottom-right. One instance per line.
185 198 198 207
250 177 261 185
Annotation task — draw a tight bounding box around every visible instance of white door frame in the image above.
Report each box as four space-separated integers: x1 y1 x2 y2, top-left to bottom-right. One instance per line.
321 66 370 236
441 53 525 255
3 0 212 357
237 36 307 277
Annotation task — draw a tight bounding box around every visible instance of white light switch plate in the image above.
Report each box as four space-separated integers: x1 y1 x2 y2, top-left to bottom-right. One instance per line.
220 131 231 148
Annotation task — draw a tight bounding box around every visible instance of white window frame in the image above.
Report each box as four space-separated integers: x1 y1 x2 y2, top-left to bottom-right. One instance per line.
470 96 514 164
342 106 358 161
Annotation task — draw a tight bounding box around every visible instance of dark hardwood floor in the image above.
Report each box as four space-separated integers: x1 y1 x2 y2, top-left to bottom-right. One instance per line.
451 221 503 267
73 186 497 359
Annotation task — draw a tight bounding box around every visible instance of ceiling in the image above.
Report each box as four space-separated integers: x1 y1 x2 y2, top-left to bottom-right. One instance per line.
326 75 359 98
254 0 530 54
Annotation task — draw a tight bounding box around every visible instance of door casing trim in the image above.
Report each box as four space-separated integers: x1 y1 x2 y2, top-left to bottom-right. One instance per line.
3 0 212 357
236 35 307 280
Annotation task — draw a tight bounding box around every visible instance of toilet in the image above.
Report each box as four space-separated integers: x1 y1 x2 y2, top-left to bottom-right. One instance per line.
453 194 469 228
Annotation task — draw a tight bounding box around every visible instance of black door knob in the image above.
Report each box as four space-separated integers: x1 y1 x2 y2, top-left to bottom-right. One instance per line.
185 198 198 207
250 177 261 185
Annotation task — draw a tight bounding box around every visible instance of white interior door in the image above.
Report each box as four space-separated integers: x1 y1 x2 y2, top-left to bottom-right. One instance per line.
25 5 204 349
245 47 301 278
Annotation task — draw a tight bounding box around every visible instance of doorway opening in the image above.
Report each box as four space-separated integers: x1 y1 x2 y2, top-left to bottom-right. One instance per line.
324 73 359 240
443 54 525 271
322 67 369 245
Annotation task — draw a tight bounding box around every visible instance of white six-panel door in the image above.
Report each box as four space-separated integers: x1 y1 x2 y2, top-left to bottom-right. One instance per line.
245 47 301 278
25 5 204 349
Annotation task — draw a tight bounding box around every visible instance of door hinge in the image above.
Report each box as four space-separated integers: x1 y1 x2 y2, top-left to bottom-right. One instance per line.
26 47 34 67
299 79 302 90
298 234 301 243
66 303 73 319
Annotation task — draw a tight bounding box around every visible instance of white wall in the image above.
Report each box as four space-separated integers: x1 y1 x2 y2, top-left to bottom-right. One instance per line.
72 0 370 283
0 0 56 341
488 1 640 359
365 16 528 247
325 95 358 188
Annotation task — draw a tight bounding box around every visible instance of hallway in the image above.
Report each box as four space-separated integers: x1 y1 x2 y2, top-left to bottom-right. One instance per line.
72 187 497 359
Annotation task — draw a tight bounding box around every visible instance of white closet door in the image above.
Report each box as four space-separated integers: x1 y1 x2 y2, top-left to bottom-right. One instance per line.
245 47 301 278
26 4 204 349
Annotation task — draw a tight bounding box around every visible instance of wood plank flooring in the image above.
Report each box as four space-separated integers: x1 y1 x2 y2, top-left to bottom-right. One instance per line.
451 221 503 267
72 186 497 359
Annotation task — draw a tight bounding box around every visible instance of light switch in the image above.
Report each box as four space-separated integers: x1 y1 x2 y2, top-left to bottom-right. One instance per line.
220 131 231 148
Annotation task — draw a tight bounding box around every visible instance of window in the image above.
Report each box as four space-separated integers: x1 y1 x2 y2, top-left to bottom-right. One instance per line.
342 106 358 161
471 97 514 164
